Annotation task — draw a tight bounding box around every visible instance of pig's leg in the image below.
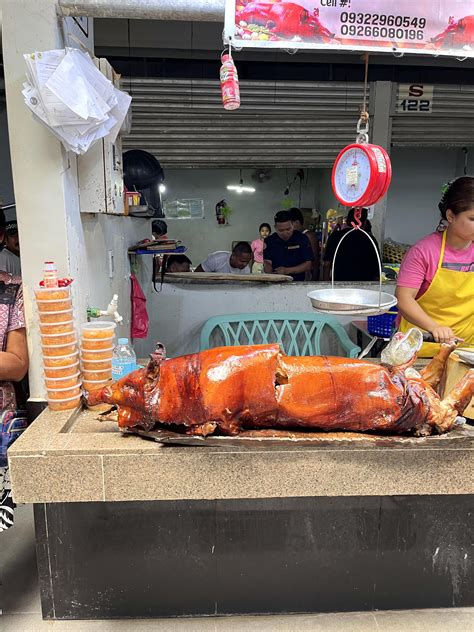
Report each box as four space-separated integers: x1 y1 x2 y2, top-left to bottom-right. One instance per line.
420 343 456 390
117 406 155 431
430 369 474 433
442 369 474 416
186 422 218 437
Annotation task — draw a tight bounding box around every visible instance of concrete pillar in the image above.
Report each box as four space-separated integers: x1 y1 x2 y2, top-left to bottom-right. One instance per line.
2 0 89 400
370 81 393 246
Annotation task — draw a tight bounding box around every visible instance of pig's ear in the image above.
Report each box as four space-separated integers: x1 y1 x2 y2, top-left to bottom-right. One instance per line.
146 343 166 381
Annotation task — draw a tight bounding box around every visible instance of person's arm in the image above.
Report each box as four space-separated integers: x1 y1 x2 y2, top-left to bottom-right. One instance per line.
322 231 339 281
263 259 273 274
0 328 28 381
274 261 312 276
306 232 320 280
322 262 331 281
395 287 457 343
263 238 274 274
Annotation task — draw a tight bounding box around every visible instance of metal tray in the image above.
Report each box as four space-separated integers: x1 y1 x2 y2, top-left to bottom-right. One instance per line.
307 288 397 315
456 349 474 366
122 424 474 449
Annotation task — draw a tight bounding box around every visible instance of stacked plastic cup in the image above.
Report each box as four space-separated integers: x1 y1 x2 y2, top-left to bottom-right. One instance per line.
36 287 81 411
80 322 116 394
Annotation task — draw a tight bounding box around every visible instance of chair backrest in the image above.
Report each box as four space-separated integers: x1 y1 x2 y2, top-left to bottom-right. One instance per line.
200 312 360 358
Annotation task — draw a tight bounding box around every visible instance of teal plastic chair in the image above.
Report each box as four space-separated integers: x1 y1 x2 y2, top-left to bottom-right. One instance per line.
199 312 360 358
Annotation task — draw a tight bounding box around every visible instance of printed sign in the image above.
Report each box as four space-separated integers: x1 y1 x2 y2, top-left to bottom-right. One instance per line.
397 84 434 114
62 17 94 55
225 1 474 58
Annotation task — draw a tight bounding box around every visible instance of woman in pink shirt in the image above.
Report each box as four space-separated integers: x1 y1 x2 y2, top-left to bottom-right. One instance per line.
251 223 271 273
396 177 474 357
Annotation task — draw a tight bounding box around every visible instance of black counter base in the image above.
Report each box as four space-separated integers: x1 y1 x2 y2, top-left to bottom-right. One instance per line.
34 495 474 620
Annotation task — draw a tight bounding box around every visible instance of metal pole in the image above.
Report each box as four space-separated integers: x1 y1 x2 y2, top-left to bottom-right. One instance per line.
58 0 225 21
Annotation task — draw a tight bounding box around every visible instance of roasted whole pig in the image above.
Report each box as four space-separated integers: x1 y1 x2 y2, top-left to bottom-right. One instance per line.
87 342 474 437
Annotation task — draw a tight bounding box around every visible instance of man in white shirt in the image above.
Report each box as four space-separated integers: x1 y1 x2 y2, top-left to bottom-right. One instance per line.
0 216 21 276
196 242 252 275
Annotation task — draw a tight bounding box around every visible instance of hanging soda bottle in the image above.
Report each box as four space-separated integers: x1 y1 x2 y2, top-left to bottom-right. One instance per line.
220 51 240 110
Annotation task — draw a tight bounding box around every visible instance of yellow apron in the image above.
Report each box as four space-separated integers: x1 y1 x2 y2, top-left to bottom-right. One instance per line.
399 230 474 357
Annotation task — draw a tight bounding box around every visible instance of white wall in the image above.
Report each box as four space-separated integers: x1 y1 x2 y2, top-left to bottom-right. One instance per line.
1 0 151 399
384 148 459 245
79 214 149 337
133 281 396 359
319 167 338 215
162 168 321 265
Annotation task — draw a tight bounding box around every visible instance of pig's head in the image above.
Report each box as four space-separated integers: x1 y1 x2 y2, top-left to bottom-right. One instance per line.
85 343 167 430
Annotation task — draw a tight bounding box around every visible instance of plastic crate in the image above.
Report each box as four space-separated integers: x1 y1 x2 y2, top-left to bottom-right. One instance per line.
367 309 398 338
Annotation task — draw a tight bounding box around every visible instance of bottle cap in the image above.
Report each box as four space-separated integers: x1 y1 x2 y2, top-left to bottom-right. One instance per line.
118 338 128 345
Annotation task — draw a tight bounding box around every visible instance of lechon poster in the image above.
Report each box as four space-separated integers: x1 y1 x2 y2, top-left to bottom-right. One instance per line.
225 1 474 57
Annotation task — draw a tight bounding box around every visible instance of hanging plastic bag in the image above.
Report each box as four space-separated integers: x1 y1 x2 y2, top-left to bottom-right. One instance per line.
130 273 149 339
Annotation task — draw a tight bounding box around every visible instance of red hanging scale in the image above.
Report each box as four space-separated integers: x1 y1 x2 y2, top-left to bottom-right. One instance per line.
331 54 392 210
331 114 392 210
308 55 396 319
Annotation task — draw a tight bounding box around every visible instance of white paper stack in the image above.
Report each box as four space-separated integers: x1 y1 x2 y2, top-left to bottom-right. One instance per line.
23 48 132 155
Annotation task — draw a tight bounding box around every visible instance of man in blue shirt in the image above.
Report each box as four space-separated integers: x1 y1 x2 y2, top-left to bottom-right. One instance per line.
263 210 313 281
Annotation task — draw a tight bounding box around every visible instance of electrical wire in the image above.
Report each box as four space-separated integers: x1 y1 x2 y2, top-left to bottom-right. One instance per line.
362 52 369 114
361 53 369 118
127 18 132 96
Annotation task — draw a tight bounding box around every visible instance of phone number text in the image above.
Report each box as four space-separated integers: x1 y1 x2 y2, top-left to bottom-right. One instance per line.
340 13 426 41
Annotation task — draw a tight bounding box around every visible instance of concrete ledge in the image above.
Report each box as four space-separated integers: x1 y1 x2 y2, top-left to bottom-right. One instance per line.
8 407 474 503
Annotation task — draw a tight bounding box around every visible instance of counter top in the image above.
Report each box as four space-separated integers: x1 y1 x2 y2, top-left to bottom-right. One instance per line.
9 406 474 504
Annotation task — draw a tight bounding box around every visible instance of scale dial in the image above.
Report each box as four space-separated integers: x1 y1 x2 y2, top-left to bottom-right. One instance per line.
331 143 391 208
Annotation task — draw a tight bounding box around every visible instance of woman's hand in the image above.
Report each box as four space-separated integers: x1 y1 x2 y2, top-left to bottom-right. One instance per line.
429 326 461 344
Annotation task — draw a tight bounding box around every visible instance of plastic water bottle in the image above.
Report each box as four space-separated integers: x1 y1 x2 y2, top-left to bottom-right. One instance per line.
112 338 137 380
